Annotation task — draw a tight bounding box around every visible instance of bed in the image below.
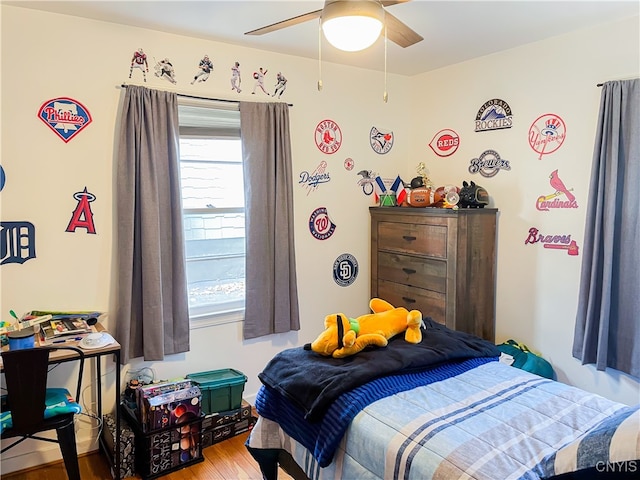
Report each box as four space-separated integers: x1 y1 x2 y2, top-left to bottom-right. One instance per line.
246 318 640 480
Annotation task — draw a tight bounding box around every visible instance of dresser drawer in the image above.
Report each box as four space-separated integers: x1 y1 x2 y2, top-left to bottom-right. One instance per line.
377 252 447 293
377 279 446 325
377 221 447 258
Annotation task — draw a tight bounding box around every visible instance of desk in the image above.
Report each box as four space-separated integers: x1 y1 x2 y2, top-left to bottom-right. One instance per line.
1 324 122 480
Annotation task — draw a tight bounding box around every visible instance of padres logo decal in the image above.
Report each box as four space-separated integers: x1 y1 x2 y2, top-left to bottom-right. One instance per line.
333 253 358 287
475 98 513 132
370 126 394 154
315 119 342 154
528 113 566 160
38 97 92 143
469 149 511 177
309 207 336 240
429 129 460 157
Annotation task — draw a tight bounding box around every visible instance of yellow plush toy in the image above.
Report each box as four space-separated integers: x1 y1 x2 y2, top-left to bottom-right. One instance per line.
304 298 424 358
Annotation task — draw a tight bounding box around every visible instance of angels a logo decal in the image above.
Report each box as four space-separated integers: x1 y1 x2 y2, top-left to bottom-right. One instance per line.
429 129 460 157
475 98 513 132
333 253 358 287
66 187 97 234
315 119 342 154
370 127 394 154
38 97 92 143
309 207 336 240
529 114 566 160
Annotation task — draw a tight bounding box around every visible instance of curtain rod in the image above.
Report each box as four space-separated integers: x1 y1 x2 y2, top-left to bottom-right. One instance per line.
119 83 293 107
596 76 639 87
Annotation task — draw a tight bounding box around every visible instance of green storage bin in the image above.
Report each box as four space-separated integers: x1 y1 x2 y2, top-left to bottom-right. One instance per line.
186 369 247 415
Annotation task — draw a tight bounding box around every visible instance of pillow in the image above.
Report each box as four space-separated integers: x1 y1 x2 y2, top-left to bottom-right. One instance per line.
0 388 81 434
544 404 640 477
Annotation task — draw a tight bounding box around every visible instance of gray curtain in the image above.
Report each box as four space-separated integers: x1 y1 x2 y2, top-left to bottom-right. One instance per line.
573 79 640 378
115 85 190 363
239 102 300 338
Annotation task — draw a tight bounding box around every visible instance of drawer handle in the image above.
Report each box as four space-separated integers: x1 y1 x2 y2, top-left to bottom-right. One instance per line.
402 235 417 242
402 297 416 304
402 268 416 275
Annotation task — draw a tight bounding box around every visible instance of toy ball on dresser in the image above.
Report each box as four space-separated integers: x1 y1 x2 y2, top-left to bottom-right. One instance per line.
459 181 489 208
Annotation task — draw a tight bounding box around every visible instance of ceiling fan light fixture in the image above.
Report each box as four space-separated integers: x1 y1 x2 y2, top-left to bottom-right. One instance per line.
321 1 384 52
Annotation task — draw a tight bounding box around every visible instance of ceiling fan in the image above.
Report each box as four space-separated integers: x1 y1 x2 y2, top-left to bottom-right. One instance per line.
244 0 423 50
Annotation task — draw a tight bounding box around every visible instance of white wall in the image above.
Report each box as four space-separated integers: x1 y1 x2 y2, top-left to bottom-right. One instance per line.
408 16 640 406
0 5 410 472
1 4 638 473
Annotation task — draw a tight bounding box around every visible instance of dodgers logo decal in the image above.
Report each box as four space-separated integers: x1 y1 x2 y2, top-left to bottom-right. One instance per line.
528 113 566 160
469 149 511 177
315 119 342 154
299 161 331 195
333 253 358 287
370 127 394 154
38 97 92 143
309 207 336 240
429 129 460 157
475 98 513 132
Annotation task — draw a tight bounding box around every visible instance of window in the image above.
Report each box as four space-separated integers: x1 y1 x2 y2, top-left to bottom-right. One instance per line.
178 102 244 322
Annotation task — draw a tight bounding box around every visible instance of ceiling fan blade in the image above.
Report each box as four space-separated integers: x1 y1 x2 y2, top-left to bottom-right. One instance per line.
384 10 423 48
245 9 322 36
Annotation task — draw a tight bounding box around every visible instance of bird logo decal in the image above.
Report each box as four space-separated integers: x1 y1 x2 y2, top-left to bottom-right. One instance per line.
536 169 578 211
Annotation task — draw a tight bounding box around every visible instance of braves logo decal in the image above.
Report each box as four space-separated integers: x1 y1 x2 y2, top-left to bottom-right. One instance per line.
38 97 92 143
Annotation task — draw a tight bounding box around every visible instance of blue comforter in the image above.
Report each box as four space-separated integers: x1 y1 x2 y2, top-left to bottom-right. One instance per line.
258 318 500 422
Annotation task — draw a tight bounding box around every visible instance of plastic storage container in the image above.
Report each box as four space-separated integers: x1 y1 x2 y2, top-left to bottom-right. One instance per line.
186 369 247 415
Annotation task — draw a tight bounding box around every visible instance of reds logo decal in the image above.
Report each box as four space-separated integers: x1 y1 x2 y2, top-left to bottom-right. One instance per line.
528 113 566 160
309 207 336 240
38 97 92 143
429 129 460 157
370 127 394 154
315 119 342 154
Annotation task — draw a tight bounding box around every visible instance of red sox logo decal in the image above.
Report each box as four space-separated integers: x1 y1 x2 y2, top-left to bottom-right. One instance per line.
429 129 460 157
315 119 342 154
38 97 92 143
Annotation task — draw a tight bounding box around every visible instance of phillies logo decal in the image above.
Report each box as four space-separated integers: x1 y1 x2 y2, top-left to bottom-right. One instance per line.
333 253 358 287
469 149 511 177
309 207 336 240
370 127 394 154
528 113 566 160
525 227 579 256
429 129 460 157
299 161 331 195
315 119 342 154
475 98 513 132
38 97 92 143
536 169 578 211
66 187 97 234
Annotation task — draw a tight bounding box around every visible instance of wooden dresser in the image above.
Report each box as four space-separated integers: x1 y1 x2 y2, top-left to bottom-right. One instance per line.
370 207 497 341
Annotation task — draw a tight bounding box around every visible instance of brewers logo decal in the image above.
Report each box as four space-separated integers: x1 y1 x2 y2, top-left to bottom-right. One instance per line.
370 127 394 154
429 129 460 157
315 119 342 154
528 114 566 160
469 149 511 177
38 97 92 143
475 98 513 132
333 253 358 286
309 207 336 240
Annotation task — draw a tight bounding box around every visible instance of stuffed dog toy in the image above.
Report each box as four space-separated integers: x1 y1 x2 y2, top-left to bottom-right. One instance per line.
304 298 424 358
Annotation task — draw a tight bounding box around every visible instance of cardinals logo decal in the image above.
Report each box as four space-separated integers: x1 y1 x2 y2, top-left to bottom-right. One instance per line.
529 114 566 160
536 170 578 211
370 127 394 154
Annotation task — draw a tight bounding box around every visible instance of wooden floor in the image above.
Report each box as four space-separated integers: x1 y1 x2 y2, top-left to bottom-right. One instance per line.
2 431 293 480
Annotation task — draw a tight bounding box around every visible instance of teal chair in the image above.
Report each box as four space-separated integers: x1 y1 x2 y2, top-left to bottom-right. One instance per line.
1 346 85 480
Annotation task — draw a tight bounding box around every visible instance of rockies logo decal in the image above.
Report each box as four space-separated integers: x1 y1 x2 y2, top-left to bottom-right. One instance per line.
370 127 394 154
333 253 358 287
309 207 336 240
475 98 513 132
428 129 460 157
38 97 92 143
315 119 342 154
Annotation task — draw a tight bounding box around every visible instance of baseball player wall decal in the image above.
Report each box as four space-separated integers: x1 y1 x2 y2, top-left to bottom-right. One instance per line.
252 67 269 95
231 61 242 93
273 72 287 98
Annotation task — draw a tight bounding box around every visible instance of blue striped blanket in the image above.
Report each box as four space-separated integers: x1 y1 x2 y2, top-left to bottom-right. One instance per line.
248 362 639 479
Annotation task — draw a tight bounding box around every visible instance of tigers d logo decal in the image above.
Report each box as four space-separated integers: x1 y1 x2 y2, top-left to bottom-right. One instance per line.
38 97 92 143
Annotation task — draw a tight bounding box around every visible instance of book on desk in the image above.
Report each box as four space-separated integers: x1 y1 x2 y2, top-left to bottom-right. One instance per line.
21 311 102 346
